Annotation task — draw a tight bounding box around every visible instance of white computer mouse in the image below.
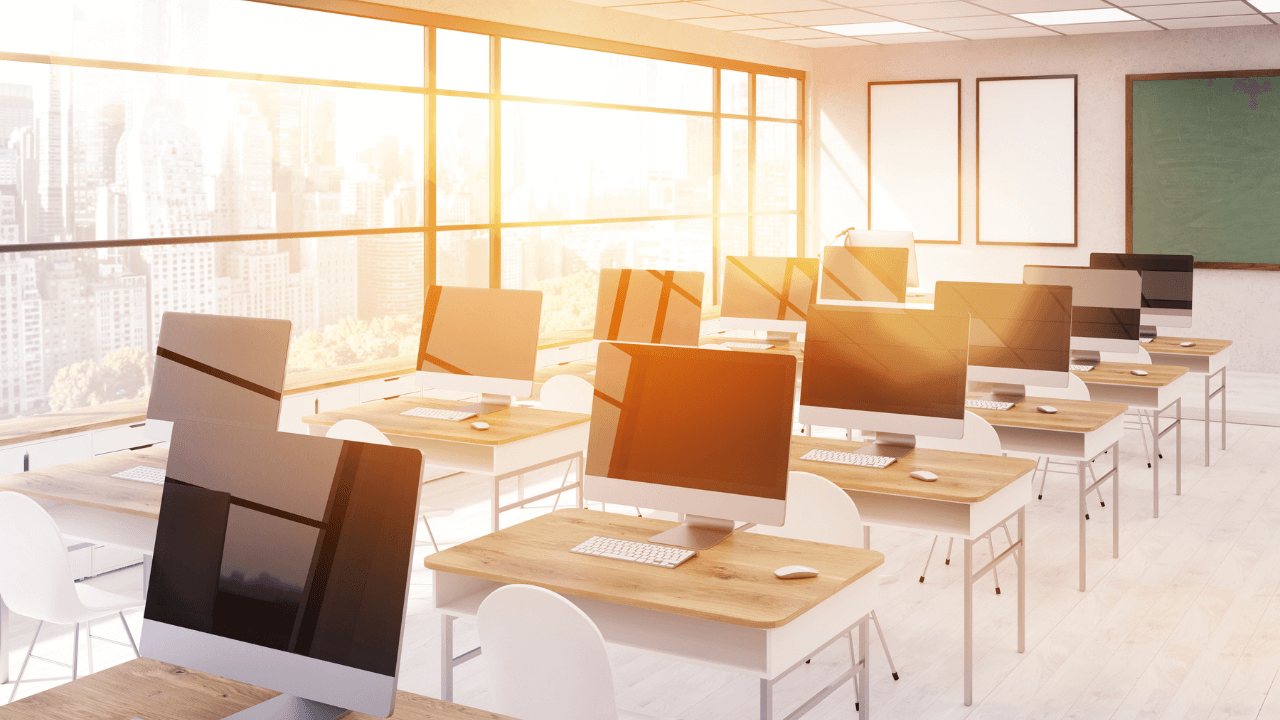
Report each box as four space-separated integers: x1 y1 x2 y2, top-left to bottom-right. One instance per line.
471 421 490 431
1180 341 1196 347
774 565 819 580
1130 369 1149 376
1037 405 1058 414
909 470 938 482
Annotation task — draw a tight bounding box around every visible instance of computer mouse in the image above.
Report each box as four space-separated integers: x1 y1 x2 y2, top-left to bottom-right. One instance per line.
1130 369 1149 376
774 565 819 579
909 470 938 482
1037 405 1058 415
1180 341 1196 347
471 421 490 431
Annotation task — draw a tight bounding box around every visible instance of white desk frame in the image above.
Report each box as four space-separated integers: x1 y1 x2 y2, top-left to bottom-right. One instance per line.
309 423 588 534
1146 346 1229 467
851 470 1031 706
1080 375 1185 518
433 569 877 720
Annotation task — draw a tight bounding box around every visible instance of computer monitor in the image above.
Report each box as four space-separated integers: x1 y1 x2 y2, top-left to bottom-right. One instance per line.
145 312 292 443
585 341 795 549
1023 265 1142 366
719 255 819 341
840 228 920 288
818 246 909 305
142 420 423 720
416 285 543 414
593 269 704 347
799 304 969 453
934 281 1073 404
1089 253 1194 335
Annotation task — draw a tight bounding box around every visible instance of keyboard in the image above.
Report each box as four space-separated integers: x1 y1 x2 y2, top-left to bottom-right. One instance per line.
401 407 477 421
966 399 1015 411
112 465 166 485
722 342 774 350
570 535 696 569
799 448 896 469
1070 364 1095 372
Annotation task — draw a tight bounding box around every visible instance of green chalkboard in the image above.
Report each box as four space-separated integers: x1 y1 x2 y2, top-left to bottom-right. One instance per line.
1128 70 1280 269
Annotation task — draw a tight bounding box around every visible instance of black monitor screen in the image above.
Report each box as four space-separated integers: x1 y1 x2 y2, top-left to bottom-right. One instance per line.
934 281 1072 372
1023 265 1142 341
1089 253 1193 310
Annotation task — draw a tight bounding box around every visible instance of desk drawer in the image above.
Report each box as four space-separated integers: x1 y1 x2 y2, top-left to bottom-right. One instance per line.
316 384 362 413
27 433 94 470
359 374 418 403
536 342 593 368
92 422 149 455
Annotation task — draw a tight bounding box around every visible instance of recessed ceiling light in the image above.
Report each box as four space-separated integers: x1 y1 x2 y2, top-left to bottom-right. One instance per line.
1013 8 1137 25
1247 0 1280 10
812 21 929 36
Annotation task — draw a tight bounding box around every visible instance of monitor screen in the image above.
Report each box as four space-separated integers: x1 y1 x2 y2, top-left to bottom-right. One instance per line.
1023 266 1142 350
417 286 542 389
819 246 909 304
934 281 1073 385
842 229 919 288
586 342 794 502
1089 253 1194 327
148 312 291 438
799 305 969 436
593 269 704 346
720 256 819 330
143 420 422 716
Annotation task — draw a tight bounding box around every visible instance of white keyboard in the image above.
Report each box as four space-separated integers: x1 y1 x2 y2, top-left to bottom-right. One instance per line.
722 342 774 350
400 407 477 421
1139 337 1153 344
1070 364 1095 372
570 535 697 569
112 465 166 485
799 449 896 469
966 399 1015 411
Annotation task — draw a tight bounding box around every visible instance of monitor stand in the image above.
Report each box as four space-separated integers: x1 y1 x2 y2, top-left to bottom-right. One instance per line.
134 695 350 720
454 393 514 416
765 331 798 343
1071 349 1101 369
857 432 916 459
648 514 735 550
974 383 1026 405
1140 325 1157 340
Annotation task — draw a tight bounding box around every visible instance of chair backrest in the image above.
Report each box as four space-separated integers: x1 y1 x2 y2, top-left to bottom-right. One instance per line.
917 410 1002 456
539 375 595 414
750 471 863 549
477 584 620 720
0 492 86 624
1026 373 1091 402
325 418 392 445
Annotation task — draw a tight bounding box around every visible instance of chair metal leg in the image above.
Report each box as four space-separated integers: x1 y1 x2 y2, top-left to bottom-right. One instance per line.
1002 523 1020 568
988 535 1002 595
85 619 93 676
870 610 899 680
920 536 939 583
846 631 860 712
550 457 576 513
945 537 954 565
1036 456 1049 500
71 622 79 681
421 516 441 553
119 612 139 656
9 621 41 702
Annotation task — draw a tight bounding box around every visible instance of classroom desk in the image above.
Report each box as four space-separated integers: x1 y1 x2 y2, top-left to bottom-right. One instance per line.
789 437 1035 707
0 446 166 685
965 394 1128 592
426 509 883 720
1144 336 1233 466
698 335 806 359
0 657 512 720
302 397 590 533
1074 362 1188 518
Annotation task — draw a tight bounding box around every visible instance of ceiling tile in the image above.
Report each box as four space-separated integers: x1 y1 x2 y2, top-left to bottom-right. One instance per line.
756 7 886 24
736 26 843 38
785 36 878 45
1047 19 1163 31
613 2 738 19
861 30 966 40
680 14 792 29
866 1 999 19
1130 1 1256 18
1157 12 1270 24
697 0 843 12
953 25 1059 36
915 14 1033 28
971 0 1109 12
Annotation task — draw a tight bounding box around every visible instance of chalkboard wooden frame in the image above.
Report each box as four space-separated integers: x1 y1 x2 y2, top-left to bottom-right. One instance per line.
1127 69 1280 271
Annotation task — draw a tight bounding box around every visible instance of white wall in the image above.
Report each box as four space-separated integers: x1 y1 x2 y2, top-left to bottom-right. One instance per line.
811 25 1280 373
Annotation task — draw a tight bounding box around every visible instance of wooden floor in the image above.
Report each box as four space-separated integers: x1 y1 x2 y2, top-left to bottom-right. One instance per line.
4 415 1280 719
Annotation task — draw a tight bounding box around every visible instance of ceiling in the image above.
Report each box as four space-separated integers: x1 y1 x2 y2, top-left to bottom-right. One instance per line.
568 0 1279 47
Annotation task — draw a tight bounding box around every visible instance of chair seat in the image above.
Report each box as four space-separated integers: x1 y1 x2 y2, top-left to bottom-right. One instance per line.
619 710 678 720
75 583 144 619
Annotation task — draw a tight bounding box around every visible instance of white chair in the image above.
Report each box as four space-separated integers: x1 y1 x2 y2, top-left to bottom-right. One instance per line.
0 492 142 702
477 584 672 720
917 411 1017 593
325 419 453 553
750 471 898 693
1024 375 1110 510
1103 347 1162 468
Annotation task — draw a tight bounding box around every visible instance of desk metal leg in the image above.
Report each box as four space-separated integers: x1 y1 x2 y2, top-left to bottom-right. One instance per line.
1221 369 1228 452
1 594 9 684
759 678 773 720
441 615 454 702
1112 442 1120 559
1205 368 1228 466
1176 398 1183 496
1017 506 1025 655
964 538 974 706
1079 460 1087 592
1152 406 1161 518
859 616 870 720
491 477 500 534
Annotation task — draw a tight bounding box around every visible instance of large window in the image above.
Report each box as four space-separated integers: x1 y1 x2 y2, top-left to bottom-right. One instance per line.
0 0 803 421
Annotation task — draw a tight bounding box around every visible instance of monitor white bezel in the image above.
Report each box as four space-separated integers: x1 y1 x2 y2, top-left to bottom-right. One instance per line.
968 365 1070 388
840 229 920 288
798 404 964 440
814 299 910 310
1070 335 1139 353
717 316 807 335
1143 307 1192 328
142 620 398 717
414 371 534 399
584 474 786 527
